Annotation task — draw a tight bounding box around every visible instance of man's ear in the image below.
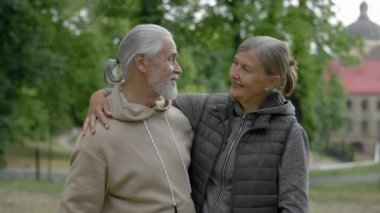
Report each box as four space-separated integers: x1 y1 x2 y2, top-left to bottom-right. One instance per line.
134 53 147 73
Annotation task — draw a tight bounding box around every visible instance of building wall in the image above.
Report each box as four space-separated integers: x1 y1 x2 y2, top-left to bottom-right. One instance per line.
331 94 380 154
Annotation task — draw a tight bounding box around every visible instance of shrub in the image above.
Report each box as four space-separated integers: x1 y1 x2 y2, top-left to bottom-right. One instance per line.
322 143 354 162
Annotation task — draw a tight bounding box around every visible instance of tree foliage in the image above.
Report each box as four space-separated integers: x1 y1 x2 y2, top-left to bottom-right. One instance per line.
0 0 361 166
0 0 106 166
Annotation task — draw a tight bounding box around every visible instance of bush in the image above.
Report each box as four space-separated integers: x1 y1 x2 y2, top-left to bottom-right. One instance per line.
322 143 354 162
0 139 5 168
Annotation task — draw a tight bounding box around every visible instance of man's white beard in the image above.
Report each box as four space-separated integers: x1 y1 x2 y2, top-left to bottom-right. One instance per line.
148 71 178 100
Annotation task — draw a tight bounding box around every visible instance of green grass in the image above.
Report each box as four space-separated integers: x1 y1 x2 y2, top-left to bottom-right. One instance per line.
310 182 380 202
310 164 380 178
0 178 64 195
310 182 380 213
2 142 380 213
309 162 380 213
0 177 65 213
1 176 379 213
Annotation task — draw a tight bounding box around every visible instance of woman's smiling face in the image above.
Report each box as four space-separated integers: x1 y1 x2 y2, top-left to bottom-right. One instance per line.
229 49 278 108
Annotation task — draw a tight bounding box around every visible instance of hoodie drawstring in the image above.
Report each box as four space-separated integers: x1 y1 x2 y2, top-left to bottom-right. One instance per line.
143 111 191 211
164 112 192 193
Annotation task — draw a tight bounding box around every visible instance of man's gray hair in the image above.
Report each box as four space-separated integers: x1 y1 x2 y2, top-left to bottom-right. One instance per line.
104 24 172 85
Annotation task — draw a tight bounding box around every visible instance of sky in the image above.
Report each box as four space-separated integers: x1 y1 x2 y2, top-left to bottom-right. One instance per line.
332 0 380 26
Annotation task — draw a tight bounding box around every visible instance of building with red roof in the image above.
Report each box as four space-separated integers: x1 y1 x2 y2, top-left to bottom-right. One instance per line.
330 1 380 155
332 60 380 95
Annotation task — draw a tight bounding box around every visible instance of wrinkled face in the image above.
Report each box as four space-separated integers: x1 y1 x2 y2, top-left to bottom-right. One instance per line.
229 50 278 104
147 36 182 100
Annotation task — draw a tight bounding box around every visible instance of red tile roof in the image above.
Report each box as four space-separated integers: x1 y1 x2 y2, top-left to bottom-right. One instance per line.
331 60 380 94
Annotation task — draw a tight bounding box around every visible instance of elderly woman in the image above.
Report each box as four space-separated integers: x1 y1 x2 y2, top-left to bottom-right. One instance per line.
85 36 309 213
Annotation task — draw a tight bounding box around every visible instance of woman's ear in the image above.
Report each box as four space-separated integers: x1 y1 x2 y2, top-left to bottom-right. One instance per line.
267 75 281 90
134 53 147 73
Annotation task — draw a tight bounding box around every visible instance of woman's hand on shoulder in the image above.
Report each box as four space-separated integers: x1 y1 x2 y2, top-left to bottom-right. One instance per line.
82 90 112 136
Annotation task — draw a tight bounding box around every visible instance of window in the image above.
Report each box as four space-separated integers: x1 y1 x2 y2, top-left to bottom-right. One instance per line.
346 99 352 110
346 119 353 133
362 99 368 111
361 120 368 135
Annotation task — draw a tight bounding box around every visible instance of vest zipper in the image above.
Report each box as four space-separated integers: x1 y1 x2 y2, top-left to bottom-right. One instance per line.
211 115 246 213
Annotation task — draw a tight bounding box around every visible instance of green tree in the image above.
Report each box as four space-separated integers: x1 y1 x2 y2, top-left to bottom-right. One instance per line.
0 0 107 166
0 0 63 166
319 72 348 146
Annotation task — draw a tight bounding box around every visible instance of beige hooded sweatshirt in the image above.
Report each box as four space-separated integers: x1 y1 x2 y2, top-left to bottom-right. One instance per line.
60 85 195 213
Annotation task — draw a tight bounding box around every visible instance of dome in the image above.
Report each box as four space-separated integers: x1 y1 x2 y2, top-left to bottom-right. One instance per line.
346 1 380 40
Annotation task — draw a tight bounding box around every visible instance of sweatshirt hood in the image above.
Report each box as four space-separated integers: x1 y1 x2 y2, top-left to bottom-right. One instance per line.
107 84 172 122
229 90 296 130
256 90 295 116
232 90 296 117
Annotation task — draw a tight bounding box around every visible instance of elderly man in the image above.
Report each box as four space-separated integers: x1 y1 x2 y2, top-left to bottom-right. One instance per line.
60 24 195 213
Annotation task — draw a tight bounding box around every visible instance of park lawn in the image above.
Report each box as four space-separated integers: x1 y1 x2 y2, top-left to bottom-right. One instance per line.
1 141 70 212
310 182 380 213
310 163 380 177
0 178 64 213
0 177 63 194
2 142 380 213
310 182 380 203
309 163 380 212
1 177 380 213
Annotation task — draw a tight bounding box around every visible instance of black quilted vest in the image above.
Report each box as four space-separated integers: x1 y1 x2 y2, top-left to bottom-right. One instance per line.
189 94 296 213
